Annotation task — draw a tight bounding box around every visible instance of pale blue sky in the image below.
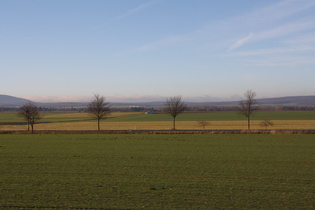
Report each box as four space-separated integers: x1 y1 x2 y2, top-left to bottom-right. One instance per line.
1 0 315 102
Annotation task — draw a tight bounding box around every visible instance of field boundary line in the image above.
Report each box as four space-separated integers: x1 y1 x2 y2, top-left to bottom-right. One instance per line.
1 129 315 134
0 205 111 209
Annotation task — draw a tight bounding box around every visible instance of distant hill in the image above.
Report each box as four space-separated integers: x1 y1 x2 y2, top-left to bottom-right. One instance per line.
257 96 315 106
189 96 315 107
0 95 33 107
1 94 315 108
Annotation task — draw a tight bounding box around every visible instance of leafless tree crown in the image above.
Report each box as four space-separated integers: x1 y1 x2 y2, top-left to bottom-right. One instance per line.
164 95 187 130
87 94 111 130
198 120 211 130
17 103 41 133
260 119 274 129
239 90 259 116
164 95 187 117
239 90 259 129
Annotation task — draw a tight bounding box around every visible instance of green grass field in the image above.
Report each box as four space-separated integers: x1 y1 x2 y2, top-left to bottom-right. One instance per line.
0 134 314 209
1 111 315 122
106 111 315 122
1 111 315 130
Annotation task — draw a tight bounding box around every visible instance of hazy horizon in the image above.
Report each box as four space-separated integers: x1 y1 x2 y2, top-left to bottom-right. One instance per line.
3 93 315 104
23 94 243 103
1 0 314 100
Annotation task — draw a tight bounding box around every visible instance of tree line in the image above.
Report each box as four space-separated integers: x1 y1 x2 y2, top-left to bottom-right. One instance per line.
15 90 264 133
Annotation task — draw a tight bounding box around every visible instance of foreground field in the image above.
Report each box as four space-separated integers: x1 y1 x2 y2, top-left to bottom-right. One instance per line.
0 134 314 209
1 111 315 130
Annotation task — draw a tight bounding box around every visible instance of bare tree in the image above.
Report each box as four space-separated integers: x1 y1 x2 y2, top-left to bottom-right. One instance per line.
198 120 211 130
260 119 274 130
87 94 111 131
164 96 187 130
239 90 259 130
17 103 41 133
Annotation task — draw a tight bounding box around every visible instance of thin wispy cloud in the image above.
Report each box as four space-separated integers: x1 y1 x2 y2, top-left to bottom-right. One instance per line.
282 33 315 44
89 1 158 30
225 46 315 57
239 55 315 67
200 0 315 34
135 0 315 54
223 0 315 51
135 35 187 52
226 20 315 52
245 0 315 23
115 0 158 20
254 20 315 41
228 33 254 50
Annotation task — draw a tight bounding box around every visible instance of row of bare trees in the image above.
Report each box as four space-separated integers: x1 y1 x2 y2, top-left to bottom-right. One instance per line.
86 94 188 130
17 90 260 132
82 90 259 130
165 90 260 130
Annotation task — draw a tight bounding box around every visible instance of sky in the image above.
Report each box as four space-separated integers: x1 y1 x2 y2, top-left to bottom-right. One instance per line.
1 0 315 102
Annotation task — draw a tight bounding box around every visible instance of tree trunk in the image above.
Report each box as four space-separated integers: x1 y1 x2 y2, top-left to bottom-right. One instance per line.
173 116 176 130
31 124 34 134
97 119 100 131
248 116 250 130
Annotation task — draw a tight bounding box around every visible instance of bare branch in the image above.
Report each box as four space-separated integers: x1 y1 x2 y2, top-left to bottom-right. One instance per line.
260 119 274 129
239 90 259 130
17 103 41 133
87 94 111 130
164 95 187 130
198 120 211 130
